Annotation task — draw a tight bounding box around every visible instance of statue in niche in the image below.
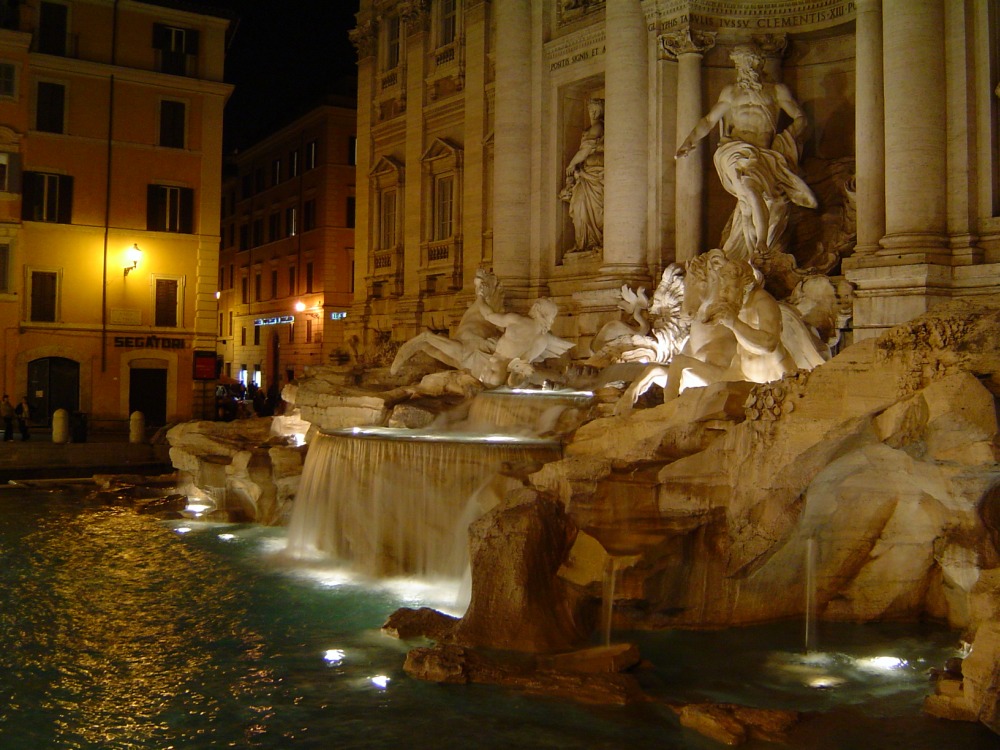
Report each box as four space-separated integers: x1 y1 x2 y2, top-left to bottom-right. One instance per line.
676 44 817 288
390 268 505 383
559 97 604 254
614 249 828 414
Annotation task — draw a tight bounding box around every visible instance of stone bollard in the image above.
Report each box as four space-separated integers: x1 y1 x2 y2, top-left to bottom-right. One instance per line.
52 408 69 444
129 411 145 444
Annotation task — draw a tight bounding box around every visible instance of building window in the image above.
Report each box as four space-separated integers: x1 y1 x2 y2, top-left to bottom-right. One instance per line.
153 23 199 77
241 327 246 346
218 312 223 336
288 266 296 296
433 174 454 240
379 188 398 249
22 172 72 223
252 217 263 246
254 269 262 301
253 325 260 345
305 319 313 344
0 62 17 99
346 196 356 228
241 275 248 304
288 321 295 343
29 269 58 322
218 266 224 290
438 0 457 47
154 277 179 327
348 135 357 165
270 268 278 299
0 152 16 192
286 206 298 236
303 199 316 231
254 167 264 193
289 149 299 178
383 14 400 70
306 140 317 169
272 158 281 185
146 184 194 233
228 310 233 336
0 243 9 292
35 81 65 133
268 212 280 242
159 100 185 148
305 261 314 293
239 223 249 250
37 2 68 56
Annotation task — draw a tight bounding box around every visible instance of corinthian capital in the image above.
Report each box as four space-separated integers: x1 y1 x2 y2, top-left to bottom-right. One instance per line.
659 26 716 60
751 33 788 59
399 0 429 33
349 20 377 58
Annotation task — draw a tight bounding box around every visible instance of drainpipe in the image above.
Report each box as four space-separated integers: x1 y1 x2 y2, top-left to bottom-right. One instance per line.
101 0 119 373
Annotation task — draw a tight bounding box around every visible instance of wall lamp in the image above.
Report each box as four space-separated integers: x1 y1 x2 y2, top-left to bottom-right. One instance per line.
124 244 142 278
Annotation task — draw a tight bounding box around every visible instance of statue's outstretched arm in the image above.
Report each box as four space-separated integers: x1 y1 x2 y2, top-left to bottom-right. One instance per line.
677 88 732 158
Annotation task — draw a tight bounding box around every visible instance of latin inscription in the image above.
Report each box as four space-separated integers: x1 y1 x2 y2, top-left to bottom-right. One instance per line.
660 1 856 31
549 45 606 73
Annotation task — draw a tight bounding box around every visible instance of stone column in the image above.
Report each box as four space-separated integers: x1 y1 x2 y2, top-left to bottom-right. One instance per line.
602 0 648 273
661 27 715 263
853 0 885 255
880 0 947 260
493 0 532 287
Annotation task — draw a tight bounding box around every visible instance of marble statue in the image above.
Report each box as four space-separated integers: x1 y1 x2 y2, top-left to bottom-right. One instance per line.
390 268 504 382
676 45 816 274
481 298 575 388
560 98 604 253
588 265 690 368
391 273 572 389
615 249 827 413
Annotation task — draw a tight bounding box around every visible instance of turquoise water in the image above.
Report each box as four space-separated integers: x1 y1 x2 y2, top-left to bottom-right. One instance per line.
0 487 996 749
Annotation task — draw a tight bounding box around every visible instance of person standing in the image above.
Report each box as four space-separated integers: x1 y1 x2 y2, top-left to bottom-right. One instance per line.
1 394 14 441
15 397 30 441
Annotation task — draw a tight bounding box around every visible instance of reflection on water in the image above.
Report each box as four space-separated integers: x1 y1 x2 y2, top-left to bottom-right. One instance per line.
0 487 996 750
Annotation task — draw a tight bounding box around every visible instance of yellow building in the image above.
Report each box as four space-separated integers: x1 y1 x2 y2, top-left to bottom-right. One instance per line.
0 0 231 431
217 101 357 396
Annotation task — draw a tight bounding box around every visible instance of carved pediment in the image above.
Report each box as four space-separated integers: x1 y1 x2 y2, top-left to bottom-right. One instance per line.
370 154 404 179
421 137 462 164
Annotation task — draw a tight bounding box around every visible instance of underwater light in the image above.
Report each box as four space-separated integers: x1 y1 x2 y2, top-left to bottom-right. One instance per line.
808 675 846 689
856 656 908 671
323 649 346 665
174 526 192 534
186 503 212 514
370 675 390 689
218 533 236 541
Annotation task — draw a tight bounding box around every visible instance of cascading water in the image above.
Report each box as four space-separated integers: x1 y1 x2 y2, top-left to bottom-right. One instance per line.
285 389 589 580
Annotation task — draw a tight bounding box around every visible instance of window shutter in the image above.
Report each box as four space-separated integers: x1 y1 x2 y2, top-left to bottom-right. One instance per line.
8 152 21 194
185 30 199 55
179 187 194 233
152 23 168 50
155 278 178 327
21 170 37 220
57 174 72 224
147 184 164 231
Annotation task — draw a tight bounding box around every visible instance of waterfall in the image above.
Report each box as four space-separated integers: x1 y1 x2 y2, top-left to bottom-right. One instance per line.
804 536 817 653
285 427 561 579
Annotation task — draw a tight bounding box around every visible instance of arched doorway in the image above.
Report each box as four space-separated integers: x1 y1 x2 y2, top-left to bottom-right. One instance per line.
27 356 80 424
128 359 167 426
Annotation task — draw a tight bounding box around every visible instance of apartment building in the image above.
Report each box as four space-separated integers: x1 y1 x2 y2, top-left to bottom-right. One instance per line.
217 101 356 393
0 0 232 430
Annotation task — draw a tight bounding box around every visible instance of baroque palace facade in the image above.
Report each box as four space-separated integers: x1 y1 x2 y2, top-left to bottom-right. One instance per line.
0 0 231 429
348 0 1000 353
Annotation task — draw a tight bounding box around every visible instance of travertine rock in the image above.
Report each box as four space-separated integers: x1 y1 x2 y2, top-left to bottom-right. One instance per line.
452 488 591 653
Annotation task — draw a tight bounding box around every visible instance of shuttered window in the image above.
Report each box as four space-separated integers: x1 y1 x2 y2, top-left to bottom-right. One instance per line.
30 270 57 322
146 184 194 233
154 278 178 327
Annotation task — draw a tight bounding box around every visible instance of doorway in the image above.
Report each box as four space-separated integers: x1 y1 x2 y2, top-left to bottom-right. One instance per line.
27 356 80 424
129 367 167 426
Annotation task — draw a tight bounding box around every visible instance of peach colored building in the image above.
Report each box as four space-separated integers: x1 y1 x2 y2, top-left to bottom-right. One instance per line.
217 101 357 394
0 0 231 431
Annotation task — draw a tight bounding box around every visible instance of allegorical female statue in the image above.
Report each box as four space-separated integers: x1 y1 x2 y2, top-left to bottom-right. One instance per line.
559 97 604 253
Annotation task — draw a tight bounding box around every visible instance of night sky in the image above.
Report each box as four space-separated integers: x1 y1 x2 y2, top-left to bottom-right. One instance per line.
212 0 360 153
